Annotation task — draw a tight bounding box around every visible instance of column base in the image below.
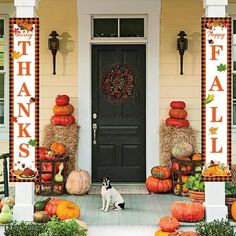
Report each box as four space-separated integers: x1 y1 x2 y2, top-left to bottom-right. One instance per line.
13 204 34 221
204 204 228 222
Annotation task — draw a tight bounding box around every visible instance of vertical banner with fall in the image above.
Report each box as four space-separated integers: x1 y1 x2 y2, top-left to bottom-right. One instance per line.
201 18 231 182
9 18 39 182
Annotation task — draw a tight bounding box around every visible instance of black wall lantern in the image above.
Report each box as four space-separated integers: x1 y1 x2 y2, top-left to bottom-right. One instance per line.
48 31 59 75
177 31 188 75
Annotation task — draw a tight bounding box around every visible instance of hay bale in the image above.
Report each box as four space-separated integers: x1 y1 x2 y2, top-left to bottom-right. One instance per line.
42 124 80 175
160 123 197 167
231 165 236 185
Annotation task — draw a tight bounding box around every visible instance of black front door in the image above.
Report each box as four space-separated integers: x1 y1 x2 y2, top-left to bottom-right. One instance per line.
92 45 146 182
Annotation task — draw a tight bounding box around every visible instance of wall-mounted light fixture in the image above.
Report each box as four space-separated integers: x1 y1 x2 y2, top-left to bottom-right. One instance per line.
177 31 188 75
48 31 59 75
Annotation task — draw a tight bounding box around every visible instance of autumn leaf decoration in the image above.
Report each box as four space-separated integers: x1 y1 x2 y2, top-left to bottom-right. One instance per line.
209 126 219 135
204 94 214 104
217 63 227 72
11 51 21 60
28 139 37 147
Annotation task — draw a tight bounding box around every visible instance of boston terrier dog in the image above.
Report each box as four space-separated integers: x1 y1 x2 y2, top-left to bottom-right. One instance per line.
99 176 125 212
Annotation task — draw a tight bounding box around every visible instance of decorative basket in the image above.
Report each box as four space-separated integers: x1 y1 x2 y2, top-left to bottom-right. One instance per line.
35 156 69 196
171 155 202 196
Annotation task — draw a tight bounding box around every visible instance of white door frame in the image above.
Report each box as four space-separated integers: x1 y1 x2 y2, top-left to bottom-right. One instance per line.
77 0 161 178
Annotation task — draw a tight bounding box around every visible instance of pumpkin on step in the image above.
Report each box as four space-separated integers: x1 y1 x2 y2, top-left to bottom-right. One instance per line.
151 166 171 180
45 198 62 217
66 169 91 195
145 176 172 193
159 216 180 232
171 201 204 222
154 230 169 236
56 200 80 220
168 232 198 236
169 108 188 119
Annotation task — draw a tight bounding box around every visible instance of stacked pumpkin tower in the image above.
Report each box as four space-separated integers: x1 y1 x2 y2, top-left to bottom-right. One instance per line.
37 95 80 195
165 101 189 128
145 166 173 193
51 95 76 125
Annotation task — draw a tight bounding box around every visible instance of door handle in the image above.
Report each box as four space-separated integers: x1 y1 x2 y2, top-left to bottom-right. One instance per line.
92 123 97 145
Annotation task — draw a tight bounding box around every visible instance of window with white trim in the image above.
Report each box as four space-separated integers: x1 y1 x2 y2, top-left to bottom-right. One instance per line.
92 15 146 39
0 15 9 140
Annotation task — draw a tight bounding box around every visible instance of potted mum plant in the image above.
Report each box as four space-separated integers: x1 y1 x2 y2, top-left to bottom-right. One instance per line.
184 174 205 203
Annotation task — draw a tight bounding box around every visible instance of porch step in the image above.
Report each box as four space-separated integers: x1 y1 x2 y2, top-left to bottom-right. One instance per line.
88 225 196 236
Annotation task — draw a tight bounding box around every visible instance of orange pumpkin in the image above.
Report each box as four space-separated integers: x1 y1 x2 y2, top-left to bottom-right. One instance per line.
50 142 66 156
169 109 188 119
151 166 171 180
170 101 186 109
159 216 179 232
171 201 204 222
51 115 75 125
56 200 80 220
169 232 198 236
145 176 172 193
231 201 236 220
53 103 74 116
165 118 189 128
192 153 202 161
154 230 169 236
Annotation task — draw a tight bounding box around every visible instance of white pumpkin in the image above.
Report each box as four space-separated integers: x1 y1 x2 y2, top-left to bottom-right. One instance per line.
172 142 193 158
66 169 91 195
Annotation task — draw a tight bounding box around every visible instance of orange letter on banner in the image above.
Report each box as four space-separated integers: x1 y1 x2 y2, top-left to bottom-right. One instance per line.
17 61 31 76
18 41 31 55
211 137 223 153
17 82 31 97
209 76 224 91
19 143 29 158
210 45 223 60
18 123 31 138
211 107 223 122
18 103 31 117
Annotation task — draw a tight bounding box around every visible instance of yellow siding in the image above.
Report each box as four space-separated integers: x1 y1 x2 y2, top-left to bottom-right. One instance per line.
160 0 236 163
160 0 203 149
36 0 78 142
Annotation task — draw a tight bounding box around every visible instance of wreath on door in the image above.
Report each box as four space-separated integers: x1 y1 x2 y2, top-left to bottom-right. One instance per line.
100 64 137 104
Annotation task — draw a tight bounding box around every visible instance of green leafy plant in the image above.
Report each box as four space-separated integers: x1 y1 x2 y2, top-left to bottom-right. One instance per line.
4 221 46 236
225 182 236 195
41 217 86 236
184 174 205 192
4 217 87 236
195 219 236 236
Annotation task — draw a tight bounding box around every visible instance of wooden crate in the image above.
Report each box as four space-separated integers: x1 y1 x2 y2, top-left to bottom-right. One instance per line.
35 156 69 196
171 156 201 196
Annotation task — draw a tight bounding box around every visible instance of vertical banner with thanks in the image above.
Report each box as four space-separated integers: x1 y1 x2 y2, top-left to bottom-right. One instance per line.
201 18 232 182
9 18 39 182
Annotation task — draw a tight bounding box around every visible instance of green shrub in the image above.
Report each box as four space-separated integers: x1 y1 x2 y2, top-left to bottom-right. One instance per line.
195 219 236 236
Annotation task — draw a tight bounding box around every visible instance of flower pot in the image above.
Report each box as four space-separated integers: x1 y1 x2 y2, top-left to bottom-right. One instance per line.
188 190 205 203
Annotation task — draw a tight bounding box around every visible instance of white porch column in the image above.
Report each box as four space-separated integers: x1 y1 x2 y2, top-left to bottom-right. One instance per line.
203 0 228 222
13 0 39 221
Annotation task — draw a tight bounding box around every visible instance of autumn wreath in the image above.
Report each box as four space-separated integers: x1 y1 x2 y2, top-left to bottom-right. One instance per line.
100 64 137 104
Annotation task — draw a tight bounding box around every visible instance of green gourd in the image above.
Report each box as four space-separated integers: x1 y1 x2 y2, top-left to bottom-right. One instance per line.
0 204 13 223
34 197 51 211
54 163 64 182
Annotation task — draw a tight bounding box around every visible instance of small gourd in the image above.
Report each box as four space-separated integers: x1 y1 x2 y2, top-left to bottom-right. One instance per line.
54 163 64 182
0 204 13 223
